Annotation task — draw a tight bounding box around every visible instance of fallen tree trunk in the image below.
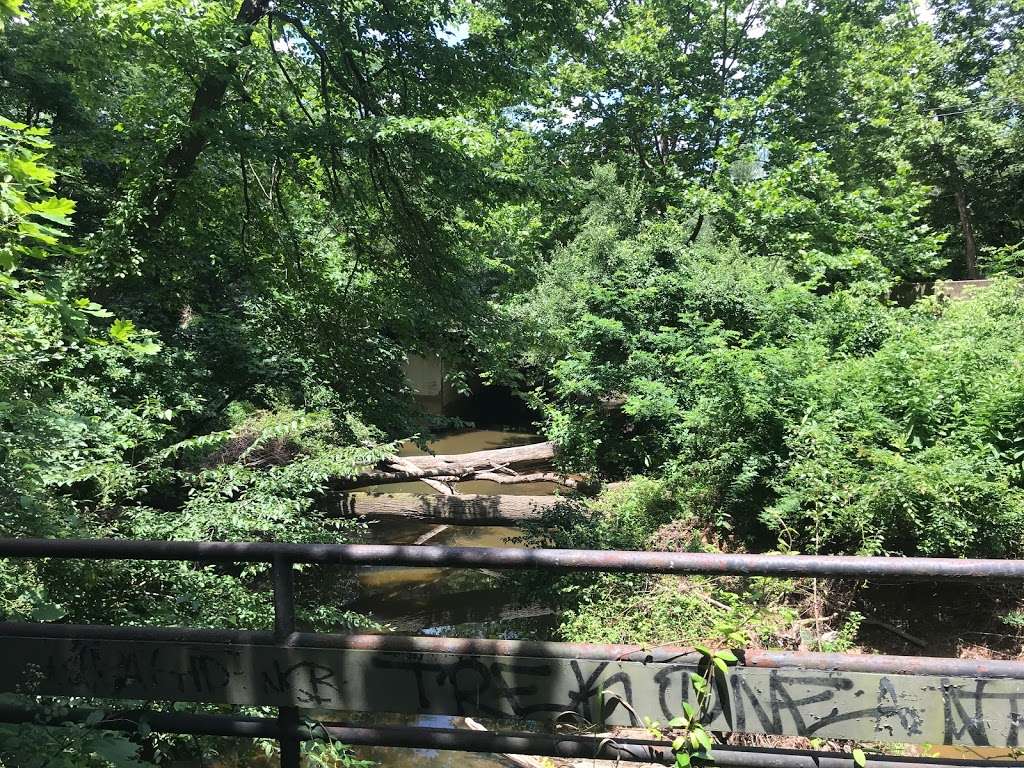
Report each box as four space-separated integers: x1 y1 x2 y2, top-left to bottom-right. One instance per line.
336 466 582 490
329 493 562 525
344 589 555 632
334 441 580 490
396 441 555 473
385 454 455 495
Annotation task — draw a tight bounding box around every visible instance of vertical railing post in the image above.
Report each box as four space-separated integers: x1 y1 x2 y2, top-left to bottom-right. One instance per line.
272 555 300 768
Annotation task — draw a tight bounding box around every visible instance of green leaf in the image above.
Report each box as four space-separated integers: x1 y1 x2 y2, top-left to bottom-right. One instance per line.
852 748 867 767
694 727 713 751
675 752 691 767
79 303 114 318
10 157 56 185
128 340 162 355
30 197 75 225
109 318 137 342
716 649 738 663
22 290 55 306
17 220 64 244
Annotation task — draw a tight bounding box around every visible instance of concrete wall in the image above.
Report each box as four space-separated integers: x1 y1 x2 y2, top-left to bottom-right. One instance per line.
402 354 457 414
892 278 994 306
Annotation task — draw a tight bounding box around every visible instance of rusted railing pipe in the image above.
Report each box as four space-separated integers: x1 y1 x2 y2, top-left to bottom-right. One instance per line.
0 704 1009 768
3 622 1023 679
1 537 1023 579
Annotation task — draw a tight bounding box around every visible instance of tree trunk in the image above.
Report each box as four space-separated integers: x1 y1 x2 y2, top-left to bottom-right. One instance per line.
137 0 271 236
344 589 554 632
328 493 562 525
398 441 556 473
335 441 575 490
953 186 980 279
336 467 581 490
943 150 980 280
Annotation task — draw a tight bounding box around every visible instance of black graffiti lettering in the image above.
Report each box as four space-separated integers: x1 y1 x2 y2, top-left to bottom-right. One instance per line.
800 679 921 740
445 657 492 716
562 661 638 726
941 679 1024 747
8 638 1024 749
773 673 853 734
988 692 1024 747
654 665 692 721
291 662 338 706
66 642 105 688
867 677 924 738
767 675 802 733
943 679 990 746
260 660 338 705
733 672 854 735
486 660 556 718
567 660 603 723
599 672 637 725
260 660 286 695
372 655 556 718
112 649 145 692
733 674 777 733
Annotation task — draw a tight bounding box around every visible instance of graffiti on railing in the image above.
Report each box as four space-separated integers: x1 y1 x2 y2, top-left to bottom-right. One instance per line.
3 633 1022 747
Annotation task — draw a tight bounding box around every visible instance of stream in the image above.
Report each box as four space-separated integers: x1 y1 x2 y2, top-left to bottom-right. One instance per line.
205 429 557 768
348 429 556 768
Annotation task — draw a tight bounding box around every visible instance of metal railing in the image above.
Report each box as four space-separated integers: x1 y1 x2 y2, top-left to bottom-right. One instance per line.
0 536 1022 767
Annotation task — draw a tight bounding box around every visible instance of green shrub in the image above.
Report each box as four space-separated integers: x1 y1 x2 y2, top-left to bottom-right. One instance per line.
524 171 1024 558
520 478 802 648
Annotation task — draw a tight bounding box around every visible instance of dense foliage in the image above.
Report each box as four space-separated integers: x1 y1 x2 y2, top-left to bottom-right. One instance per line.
1 0 1023 763
524 170 1024 558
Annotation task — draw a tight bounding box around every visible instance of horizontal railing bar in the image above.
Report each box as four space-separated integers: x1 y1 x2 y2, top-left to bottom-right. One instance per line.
741 649 1024 678
3 622 1023 679
0 622 277 644
0 704 1009 768
2 537 1024 578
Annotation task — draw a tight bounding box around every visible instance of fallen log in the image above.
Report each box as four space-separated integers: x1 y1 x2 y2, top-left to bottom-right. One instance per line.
337 466 582 490
398 441 556 473
329 493 562 525
385 454 454 495
383 454 455 539
334 440 578 490
345 588 555 632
